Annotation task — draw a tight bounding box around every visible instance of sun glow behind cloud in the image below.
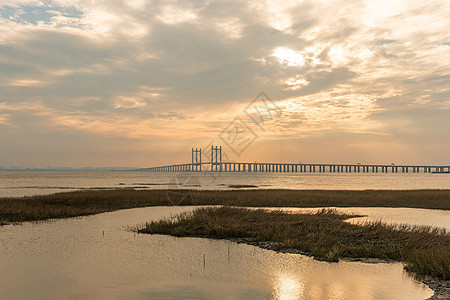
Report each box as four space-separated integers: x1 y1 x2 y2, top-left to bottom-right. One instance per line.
273 48 305 66
2 79 48 87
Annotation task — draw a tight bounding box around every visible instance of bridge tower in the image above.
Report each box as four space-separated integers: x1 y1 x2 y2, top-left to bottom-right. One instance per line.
210 146 222 171
191 148 202 171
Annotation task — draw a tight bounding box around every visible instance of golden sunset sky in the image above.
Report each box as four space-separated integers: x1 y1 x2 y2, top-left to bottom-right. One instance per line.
0 0 449 167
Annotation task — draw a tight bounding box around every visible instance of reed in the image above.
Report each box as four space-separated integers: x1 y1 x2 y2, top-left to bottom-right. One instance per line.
140 206 450 280
1 189 449 224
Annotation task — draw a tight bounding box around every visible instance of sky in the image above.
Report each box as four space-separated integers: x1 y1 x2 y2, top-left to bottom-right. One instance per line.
0 0 449 168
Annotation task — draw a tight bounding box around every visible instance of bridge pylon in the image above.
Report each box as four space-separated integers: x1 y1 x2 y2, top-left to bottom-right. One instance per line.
210 146 222 172
191 148 202 171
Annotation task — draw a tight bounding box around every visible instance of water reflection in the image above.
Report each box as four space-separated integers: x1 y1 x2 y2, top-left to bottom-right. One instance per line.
273 273 304 300
0 206 434 299
328 282 346 300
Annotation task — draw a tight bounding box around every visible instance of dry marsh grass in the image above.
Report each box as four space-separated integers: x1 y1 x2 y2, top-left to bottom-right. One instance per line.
1 189 449 225
140 206 450 280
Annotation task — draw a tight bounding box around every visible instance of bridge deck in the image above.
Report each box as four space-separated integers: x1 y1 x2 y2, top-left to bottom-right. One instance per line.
143 162 450 173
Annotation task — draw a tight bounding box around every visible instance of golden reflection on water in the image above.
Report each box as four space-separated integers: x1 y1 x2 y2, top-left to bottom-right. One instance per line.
328 281 347 300
0 206 436 299
273 273 305 300
272 271 349 300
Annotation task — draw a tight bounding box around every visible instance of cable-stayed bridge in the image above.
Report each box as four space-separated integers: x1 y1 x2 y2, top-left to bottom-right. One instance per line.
142 146 450 174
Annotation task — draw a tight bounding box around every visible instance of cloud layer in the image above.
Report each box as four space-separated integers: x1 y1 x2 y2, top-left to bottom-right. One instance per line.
0 0 449 167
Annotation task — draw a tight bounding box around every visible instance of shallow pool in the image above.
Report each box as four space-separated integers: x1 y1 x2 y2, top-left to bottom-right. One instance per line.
0 206 435 299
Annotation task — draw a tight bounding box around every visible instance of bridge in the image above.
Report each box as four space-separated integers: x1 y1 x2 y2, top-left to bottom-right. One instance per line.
143 146 450 174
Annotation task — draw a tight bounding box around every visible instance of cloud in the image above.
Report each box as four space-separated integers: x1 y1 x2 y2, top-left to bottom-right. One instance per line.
0 0 449 166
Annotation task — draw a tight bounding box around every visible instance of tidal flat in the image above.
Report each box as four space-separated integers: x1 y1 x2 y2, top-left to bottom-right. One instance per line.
0 206 437 299
1 189 449 298
139 206 450 299
139 207 449 280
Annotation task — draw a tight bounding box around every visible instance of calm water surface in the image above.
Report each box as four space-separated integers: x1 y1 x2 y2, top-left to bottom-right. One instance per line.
1 171 448 299
1 171 449 198
0 206 434 300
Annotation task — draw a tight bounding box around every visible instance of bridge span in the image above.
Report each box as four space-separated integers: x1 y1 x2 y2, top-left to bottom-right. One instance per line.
143 146 450 174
